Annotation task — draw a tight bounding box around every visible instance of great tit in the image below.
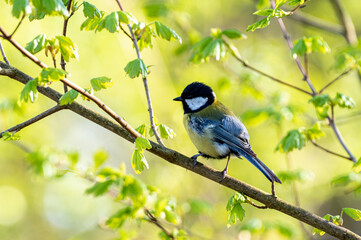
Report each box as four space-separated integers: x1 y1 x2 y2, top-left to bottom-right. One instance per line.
173 82 281 183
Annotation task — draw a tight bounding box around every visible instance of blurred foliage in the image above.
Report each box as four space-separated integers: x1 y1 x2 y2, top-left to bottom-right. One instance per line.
1 0 361 239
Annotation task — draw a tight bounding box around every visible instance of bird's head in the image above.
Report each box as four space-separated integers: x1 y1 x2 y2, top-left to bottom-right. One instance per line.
173 82 216 113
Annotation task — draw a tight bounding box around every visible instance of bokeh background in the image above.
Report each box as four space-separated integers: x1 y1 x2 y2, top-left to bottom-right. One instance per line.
0 0 361 239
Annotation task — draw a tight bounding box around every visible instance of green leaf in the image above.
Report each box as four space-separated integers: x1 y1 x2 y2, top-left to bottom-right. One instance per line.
96 11 120 33
93 149 108 171
353 158 361 173
302 122 325 141
135 137 152 150
12 0 31 18
308 94 331 107
124 59 148 78
86 180 113 196
221 29 246 39
56 36 79 62
117 11 132 24
292 37 330 56
331 172 361 187
246 17 270 32
135 124 148 136
1 131 21 141
276 129 306 153
80 11 104 31
333 93 356 109
106 206 135 229
311 37 331 54
278 169 315 183
343 208 361 221
59 89 79 105
38 68 67 85
159 124 176 139
253 9 273 16
19 79 38 103
90 76 113 91
131 149 149 174
154 21 182 43
288 0 305 6
312 228 325 236
25 34 47 54
291 38 308 56
32 0 69 17
83 1 101 19
119 176 146 205
143 1 169 18
227 193 246 226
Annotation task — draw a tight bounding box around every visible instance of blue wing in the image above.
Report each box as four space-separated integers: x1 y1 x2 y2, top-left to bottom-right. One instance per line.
213 116 281 183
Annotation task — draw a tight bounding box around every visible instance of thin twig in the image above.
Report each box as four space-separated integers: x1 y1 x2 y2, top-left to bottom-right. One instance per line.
0 39 10 65
9 13 25 38
120 25 132 40
60 0 74 93
223 41 313 95
0 26 142 140
330 0 358 45
310 140 352 161
0 105 65 138
289 11 344 35
319 69 353 94
270 0 317 95
51 55 57 68
115 0 165 147
245 198 267 209
1 62 360 240
144 209 175 239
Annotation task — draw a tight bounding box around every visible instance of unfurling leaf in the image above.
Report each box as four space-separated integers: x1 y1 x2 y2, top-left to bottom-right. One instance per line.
25 34 47 54
56 36 79 62
90 77 113 91
135 137 152 150
343 208 361 221
276 129 306 153
19 79 38 103
227 193 246 226
159 124 176 139
59 89 79 105
83 1 101 19
333 93 356 109
131 149 149 174
124 59 148 78
246 17 270 32
38 68 67 85
221 29 246 39
97 11 120 33
292 36 330 56
135 124 148 136
308 94 331 107
12 0 31 18
1 131 21 141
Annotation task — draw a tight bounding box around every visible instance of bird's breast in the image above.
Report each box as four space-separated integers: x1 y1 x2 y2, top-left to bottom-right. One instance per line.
183 114 230 158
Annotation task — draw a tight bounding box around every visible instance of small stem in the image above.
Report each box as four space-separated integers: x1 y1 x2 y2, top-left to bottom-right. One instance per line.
0 39 10 65
115 0 165 146
51 54 57 68
144 209 174 239
319 69 352 94
304 54 309 77
0 105 65 138
310 140 352 161
245 198 267 209
327 117 357 162
120 25 132 40
9 13 25 38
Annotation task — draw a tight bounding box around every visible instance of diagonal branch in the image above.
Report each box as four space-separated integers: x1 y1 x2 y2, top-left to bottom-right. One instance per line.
310 140 353 161
0 105 65 138
115 0 165 147
0 39 10 65
0 26 142 140
9 13 26 38
319 69 353 94
0 61 360 240
144 209 175 239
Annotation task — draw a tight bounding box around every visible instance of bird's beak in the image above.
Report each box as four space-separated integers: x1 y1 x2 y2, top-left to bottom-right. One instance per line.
173 96 182 101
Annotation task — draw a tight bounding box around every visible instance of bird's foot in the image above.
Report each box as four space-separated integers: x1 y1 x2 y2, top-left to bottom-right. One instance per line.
190 153 202 168
219 170 227 183
271 181 277 197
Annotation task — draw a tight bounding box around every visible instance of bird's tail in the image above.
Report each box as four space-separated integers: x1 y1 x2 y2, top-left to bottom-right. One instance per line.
236 150 281 183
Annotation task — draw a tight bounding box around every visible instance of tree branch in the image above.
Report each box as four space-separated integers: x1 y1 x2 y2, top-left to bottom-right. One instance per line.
330 0 358 45
310 140 353 161
0 61 360 240
0 26 142 140
223 41 313 96
115 0 165 147
144 209 175 239
289 11 344 36
319 69 353 94
0 39 10 65
0 105 65 138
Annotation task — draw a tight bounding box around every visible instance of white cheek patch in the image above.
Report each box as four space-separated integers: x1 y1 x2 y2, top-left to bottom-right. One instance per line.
185 97 208 111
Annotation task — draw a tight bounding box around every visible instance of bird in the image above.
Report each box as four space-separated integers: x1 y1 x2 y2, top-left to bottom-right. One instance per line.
173 82 281 184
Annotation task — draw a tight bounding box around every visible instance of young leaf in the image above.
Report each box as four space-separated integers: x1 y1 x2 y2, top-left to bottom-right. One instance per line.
86 180 113 196
59 89 79 105
80 12 105 31
159 124 176 139
32 0 69 17
308 94 331 107
227 193 246 226
311 37 331 54
343 208 361 221
39 68 67 84
131 149 149 174
288 0 305 6
83 1 101 19
276 129 306 153
278 169 315 183
12 0 31 18
124 59 148 78
291 37 308 56
135 137 152 150
154 21 182 43
246 17 270 32
56 36 79 62
1 131 21 141
97 11 120 33
353 158 361 173
135 124 148 136
221 29 246 39
333 93 356 109
25 34 47 54
303 122 325 141
19 79 38 103
292 36 330 56
90 77 113 91
93 149 108 171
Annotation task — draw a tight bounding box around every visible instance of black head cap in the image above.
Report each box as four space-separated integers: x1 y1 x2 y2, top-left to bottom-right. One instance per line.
173 82 216 113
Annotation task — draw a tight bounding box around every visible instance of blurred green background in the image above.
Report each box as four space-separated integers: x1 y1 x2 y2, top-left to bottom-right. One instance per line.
0 0 361 239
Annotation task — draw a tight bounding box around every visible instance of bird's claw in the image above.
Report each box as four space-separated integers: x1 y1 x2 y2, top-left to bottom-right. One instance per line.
190 155 198 168
219 170 227 183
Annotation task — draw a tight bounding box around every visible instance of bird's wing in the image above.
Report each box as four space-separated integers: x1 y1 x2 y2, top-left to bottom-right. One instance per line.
212 116 281 183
